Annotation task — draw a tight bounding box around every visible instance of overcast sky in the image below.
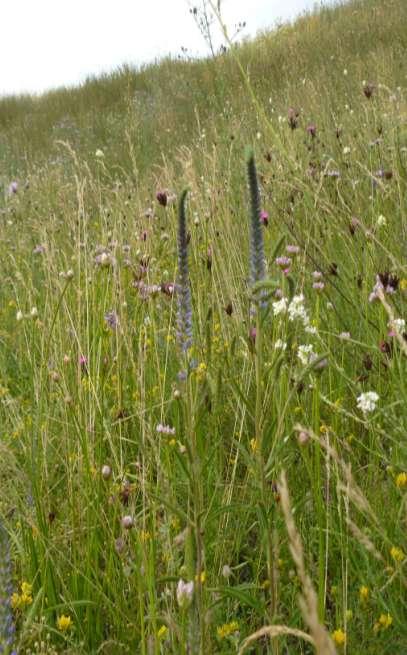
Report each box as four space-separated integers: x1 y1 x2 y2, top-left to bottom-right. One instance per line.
1 0 330 97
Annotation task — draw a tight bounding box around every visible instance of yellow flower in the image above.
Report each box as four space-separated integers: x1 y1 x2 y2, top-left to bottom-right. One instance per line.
157 625 168 640
195 570 206 584
378 613 393 629
396 472 407 488
21 581 32 596
250 438 258 453
195 362 207 381
332 629 346 646
400 278 407 291
57 615 73 632
217 621 239 639
390 546 405 562
359 585 369 602
10 593 21 610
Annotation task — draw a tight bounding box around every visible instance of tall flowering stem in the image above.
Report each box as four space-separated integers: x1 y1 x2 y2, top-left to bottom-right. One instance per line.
0 523 16 655
246 148 266 289
246 148 277 620
176 189 193 357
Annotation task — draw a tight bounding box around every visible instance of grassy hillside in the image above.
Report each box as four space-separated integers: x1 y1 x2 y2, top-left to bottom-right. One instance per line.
0 0 407 652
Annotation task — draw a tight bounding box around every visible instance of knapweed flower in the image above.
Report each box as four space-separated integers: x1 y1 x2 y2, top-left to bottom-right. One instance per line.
332 628 346 646
363 82 375 99
357 391 379 414
390 546 404 562
260 210 269 226
396 472 407 488
287 107 300 129
306 123 317 138
275 256 291 271
156 190 168 207
176 579 194 609
104 311 119 330
57 614 73 631
217 621 239 639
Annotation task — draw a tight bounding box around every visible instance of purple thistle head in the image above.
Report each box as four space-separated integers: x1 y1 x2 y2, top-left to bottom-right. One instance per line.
306 123 317 138
260 210 269 226
104 311 119 330
287 107 300 130
8 181 18 195
156 190 168 207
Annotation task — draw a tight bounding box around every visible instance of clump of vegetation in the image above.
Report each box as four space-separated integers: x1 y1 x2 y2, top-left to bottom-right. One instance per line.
0 0 407 652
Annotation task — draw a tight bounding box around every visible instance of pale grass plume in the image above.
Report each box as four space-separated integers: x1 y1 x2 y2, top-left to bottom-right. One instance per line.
278 471 337 655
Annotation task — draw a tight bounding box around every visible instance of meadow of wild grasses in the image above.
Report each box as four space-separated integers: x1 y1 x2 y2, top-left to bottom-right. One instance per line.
0 0 407 652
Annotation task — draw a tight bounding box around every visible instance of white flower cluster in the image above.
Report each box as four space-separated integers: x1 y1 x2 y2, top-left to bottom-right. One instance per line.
297 344 317 366
272 297 288 316
356 391 379 414
273 294 313 329
274 339 287 351
156 424 175 435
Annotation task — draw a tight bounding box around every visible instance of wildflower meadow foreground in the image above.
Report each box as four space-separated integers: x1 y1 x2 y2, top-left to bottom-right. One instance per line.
0 0 407 652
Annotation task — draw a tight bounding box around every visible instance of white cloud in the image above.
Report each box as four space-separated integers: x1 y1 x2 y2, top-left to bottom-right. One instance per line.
0 0 328 96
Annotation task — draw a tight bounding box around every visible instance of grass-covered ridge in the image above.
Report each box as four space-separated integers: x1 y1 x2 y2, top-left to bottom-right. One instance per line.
0 0 407 652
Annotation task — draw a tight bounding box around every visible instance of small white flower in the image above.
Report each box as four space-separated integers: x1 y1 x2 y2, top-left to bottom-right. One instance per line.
343 146 351 155
272 297 288 316
95 149 105 158
274 339 287 351
339 331 351 340
288 294 310 326
16 310 24 322
388 318 405 334
357 391 379 414
176 579 194 609
297 344 316 366
305 325 318 335
343 68 348 76
30 307 38 318
376 214 387 228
